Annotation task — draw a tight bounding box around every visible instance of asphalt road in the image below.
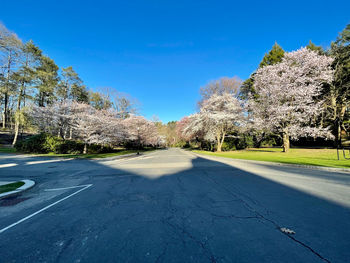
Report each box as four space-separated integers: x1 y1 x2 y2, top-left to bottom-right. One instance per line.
0 148 350 263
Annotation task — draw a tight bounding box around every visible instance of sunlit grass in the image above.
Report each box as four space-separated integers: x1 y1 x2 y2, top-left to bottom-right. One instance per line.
194 148 350 169
0 146 154 159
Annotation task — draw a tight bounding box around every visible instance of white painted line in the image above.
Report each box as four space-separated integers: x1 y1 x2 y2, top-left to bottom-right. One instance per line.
44 184 92 191
139 156 153 160
26 159 62 165
0 184 92 234
0 163 18 168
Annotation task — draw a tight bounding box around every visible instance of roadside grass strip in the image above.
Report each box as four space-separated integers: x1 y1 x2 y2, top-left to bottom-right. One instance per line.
0 184 92 234
0 147 16 154
194 148 350 169
0 182 25 194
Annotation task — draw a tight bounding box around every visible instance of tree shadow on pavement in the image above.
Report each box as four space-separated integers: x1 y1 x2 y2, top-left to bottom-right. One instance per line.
0 152 349 263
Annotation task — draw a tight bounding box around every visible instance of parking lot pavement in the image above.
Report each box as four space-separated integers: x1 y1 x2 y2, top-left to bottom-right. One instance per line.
0 149 350 262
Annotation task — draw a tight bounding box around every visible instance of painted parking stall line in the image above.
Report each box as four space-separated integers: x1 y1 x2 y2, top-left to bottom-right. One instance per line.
0 184 92 234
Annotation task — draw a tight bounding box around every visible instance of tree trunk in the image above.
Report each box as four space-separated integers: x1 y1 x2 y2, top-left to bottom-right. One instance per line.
282 130 290 153
2 93 8 128
337 119 342 147
12 122 20 146
338 105 347 147
216 131 226 152
12 79 26 146
12 98 22 146
83 143 88 154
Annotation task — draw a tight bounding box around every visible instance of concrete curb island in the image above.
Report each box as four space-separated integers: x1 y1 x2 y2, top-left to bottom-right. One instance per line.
0 180 35 200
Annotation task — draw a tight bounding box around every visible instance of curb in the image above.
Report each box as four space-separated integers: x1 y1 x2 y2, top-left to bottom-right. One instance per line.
0 180 35 200
190 151 350 174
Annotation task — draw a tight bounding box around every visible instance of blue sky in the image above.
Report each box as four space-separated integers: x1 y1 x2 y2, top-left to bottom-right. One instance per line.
1 0 349 122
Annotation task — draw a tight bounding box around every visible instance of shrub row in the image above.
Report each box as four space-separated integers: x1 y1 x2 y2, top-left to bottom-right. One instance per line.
15 133 112 154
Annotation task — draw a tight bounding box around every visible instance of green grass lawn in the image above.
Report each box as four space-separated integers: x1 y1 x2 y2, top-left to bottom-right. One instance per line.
0 146 153 159
0 181 25 194
194 148 350 169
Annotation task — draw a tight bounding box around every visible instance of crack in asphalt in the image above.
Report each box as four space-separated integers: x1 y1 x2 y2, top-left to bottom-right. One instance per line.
164 218 218 263
201 169 332 263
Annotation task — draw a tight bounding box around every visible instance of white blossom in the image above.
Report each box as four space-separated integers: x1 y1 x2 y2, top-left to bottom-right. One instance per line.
248 47 334 151
185 93 245 151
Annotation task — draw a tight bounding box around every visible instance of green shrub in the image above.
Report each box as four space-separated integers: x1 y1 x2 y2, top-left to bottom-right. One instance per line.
87 143 113 153
42 134 64 153
15 133 49 153
15 133 84 154
182 141 191 148
221 141 236 151
57 140 84 154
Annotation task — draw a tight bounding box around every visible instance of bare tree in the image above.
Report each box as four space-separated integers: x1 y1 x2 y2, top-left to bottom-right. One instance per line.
198 76 241 107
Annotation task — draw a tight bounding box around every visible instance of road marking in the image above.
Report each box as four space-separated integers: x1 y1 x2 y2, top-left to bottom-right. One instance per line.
0 163 18 168
26 159 70 165
118 162 193 169
0 184 92 234
44 184 92 191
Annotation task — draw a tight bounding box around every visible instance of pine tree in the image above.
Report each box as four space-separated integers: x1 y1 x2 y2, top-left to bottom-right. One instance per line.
259 42 285 68
240 43 285 100
329 24 350 146
11 41 42 145
306 40 324 55
35 55 59 107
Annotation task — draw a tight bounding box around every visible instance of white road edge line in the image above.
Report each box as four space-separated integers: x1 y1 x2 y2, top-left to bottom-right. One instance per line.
0 163 18 168
0 184 93 234
44 184 92 191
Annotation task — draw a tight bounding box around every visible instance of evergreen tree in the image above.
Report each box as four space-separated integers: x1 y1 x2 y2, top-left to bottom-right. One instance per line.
306 40 325 55
71 83 89 103
11 41 42 145
329 24 350 145
35 55 59 107
259 42 285 68
89 91 112 110
240 43 285 100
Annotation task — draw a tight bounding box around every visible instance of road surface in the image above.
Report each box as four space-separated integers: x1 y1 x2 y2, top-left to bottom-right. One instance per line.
0 148 349 262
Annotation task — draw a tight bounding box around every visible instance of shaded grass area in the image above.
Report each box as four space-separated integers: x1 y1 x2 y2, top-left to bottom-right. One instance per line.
194 148 350 169
0 147 16 154
0 181 25 194
0 146 154 159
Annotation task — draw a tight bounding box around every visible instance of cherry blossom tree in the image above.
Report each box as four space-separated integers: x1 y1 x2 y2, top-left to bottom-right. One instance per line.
248 47 334 152
122 115 161 147
31 100 74 138
31 101 126 153
176 116 195 142
185 93 245 152
70 104 127 153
